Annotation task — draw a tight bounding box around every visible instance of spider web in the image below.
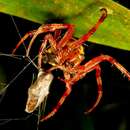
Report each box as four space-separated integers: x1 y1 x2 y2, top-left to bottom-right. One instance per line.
0 14 47 130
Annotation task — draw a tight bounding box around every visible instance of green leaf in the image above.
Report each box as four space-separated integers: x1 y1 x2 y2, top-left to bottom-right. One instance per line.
0 0 130 50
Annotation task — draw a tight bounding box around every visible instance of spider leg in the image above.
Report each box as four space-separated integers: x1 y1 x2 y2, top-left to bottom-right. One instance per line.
38 34 57 68
85 65 103 113
70 8 107 49
12 30 39 69
26 24 74 56
82 55 130 113
12 30 36 54
83 55 130 80
40 81 72 121
56 24 74 49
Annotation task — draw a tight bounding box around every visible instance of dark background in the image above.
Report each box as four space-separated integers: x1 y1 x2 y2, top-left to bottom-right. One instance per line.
0 0 130 130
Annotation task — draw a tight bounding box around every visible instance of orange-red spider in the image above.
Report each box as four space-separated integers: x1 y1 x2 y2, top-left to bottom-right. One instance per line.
12 8 130 121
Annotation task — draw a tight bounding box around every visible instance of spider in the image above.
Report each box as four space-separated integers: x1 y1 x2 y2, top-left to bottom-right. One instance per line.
12 8 130 121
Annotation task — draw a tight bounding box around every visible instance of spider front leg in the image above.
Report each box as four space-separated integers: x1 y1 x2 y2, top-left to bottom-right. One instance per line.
12 30 36 54
12 24 74 57
70 8 107 49
27 24 74 56
40 81 72 121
